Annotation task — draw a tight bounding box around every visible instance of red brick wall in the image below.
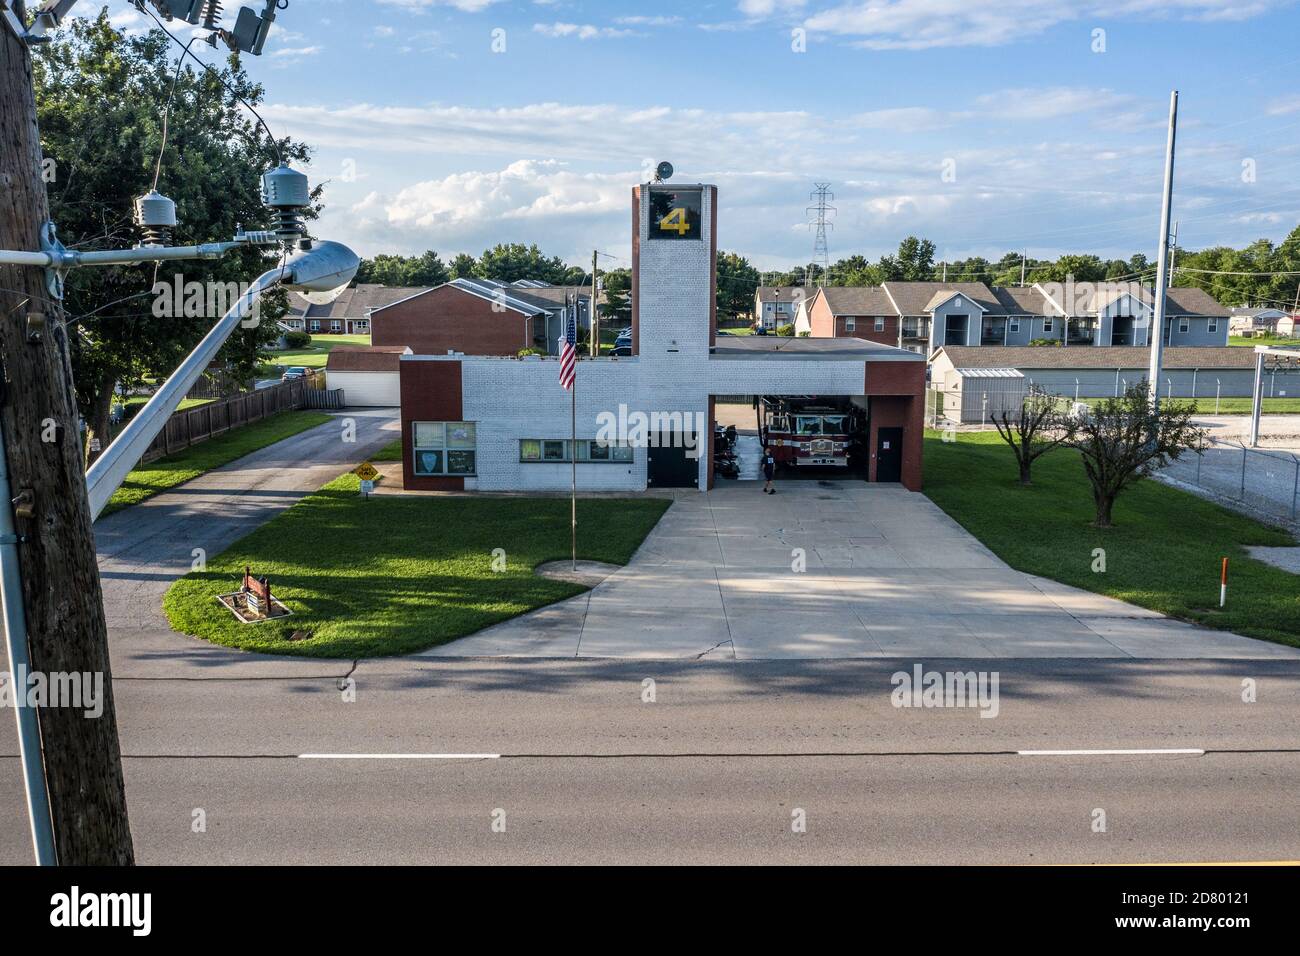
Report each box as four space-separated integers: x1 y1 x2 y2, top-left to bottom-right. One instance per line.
372 286 531 356
400 359 465 491
807 299 898 345
865 361 925 491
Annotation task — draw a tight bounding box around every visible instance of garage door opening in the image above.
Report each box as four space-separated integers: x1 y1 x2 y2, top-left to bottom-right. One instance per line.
713 396 870 482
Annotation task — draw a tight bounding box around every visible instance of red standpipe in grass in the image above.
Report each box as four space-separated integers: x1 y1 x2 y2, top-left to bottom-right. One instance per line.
1220 557 1228 608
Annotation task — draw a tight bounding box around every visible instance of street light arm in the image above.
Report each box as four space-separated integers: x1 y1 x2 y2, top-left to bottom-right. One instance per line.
84 239 358 519
84 265 284 520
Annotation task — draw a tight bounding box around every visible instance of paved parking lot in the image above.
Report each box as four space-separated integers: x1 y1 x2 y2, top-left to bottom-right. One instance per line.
425 481 1300 660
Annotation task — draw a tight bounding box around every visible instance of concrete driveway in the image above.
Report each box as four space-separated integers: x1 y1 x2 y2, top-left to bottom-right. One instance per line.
427 480 1300 660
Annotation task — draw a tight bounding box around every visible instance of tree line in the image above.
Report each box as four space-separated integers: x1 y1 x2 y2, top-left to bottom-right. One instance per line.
365 231 1300 326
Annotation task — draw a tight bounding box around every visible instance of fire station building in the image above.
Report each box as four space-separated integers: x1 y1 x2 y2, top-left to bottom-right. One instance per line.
398 180 926 493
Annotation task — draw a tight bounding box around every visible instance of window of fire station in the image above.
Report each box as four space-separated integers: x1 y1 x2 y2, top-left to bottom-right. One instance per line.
413 422 477 476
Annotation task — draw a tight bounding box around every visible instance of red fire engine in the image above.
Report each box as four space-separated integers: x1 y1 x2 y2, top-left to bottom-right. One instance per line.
758 397 865 468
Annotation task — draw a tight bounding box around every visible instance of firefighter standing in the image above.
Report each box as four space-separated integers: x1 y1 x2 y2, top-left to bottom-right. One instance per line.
762 446 777 494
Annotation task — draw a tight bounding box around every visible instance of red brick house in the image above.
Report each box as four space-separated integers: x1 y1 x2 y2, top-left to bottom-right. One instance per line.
796 287 900 345
371 278 591 357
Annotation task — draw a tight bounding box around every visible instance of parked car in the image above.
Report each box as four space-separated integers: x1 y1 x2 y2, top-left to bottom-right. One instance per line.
281 366 310 382
610 345 632 357
614 332 632 349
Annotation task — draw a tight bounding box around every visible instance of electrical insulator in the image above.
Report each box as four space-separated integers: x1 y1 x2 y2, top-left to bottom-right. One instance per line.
134 190 177 247
261 163 310 243
201 0 223 30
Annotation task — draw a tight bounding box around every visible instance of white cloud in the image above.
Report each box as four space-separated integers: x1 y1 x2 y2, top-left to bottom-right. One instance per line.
804 0 1291 50
533 22 637 39
1266 94 1300 115
374 0 501 10
270 46 322 59
739 0 807 16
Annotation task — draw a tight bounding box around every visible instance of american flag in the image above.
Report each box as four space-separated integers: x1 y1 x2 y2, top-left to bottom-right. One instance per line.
558 297 577 390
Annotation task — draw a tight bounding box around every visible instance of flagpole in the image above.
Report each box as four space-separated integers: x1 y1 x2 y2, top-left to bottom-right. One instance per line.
570 294 578 571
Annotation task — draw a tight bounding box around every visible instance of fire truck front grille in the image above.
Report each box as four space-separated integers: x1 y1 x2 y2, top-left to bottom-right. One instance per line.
811 439 834 455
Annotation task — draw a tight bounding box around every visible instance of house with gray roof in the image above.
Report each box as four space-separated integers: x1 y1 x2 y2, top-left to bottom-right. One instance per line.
754 286 812 330
795 280 1231 354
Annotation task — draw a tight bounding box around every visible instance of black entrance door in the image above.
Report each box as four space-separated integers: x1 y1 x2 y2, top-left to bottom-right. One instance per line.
647 430 699 488
875 427 903 483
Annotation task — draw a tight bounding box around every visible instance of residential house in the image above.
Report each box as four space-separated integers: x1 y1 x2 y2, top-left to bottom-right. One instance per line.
796 280 1231 353
370 277 591 358
1229 306 1290 336
754 286 811 331
794 286 900 344
284 284 424 336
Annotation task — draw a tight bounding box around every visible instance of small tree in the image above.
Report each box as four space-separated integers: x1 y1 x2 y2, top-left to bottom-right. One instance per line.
992 385 1077 485
1068 384 1207 528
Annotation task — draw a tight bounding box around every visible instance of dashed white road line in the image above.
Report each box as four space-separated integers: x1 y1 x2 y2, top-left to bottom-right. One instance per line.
1018 748 1205 757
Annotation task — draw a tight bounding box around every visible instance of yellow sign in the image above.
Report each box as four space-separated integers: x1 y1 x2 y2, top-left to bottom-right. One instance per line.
354 462 379 481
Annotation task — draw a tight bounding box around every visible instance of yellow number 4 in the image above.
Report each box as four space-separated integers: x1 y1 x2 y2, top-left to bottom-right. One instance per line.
658 207 690 236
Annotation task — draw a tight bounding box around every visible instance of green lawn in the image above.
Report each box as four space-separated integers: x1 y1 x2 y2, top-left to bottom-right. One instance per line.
163 476 670 657
370 439 403 462
923 430 1300 648
1075 396 1300 415
1230 334 1297 348
123 395 211 412
101 411 333 517
265 333 371 369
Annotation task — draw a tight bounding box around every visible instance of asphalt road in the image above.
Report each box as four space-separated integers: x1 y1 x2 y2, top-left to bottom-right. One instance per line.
3 659 1297 864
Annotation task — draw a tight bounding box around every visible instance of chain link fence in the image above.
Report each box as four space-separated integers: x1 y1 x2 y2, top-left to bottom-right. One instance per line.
1161 438 1299 524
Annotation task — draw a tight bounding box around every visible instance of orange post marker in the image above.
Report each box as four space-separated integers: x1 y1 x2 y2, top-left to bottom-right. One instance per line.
1220 557 1228 608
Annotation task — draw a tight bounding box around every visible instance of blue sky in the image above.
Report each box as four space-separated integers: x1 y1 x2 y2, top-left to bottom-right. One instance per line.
104 0 1300 271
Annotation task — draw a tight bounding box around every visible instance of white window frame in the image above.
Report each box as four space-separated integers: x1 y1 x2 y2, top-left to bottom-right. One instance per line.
1208 318 1219 333
413 421 477 476
1009 318 1020 333
1179 317 1190 334
330 319 342 332
308 319 320 333
1043 318 1054 334
874 316 885 332
844 316 856 332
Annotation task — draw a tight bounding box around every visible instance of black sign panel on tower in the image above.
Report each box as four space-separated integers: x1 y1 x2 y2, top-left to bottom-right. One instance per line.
648 186 703 241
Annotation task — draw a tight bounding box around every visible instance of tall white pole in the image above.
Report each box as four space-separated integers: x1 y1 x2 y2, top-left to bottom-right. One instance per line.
1148 90 1179 411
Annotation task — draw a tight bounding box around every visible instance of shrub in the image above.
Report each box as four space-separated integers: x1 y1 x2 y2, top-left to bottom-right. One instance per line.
1027 338 1061 347
284 330 311 348
517 347 545 358
776 323 795 336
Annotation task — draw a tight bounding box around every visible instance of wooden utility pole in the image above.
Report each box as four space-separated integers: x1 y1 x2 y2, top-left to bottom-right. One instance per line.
1 11 135 863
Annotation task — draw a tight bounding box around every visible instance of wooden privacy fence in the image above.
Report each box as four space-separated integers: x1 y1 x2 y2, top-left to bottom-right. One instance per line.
139 378 316 464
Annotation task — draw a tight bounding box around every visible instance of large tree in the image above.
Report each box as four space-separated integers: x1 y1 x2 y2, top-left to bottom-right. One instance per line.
475 242 584 285
34 12 312 462
356 250 449 287
716 250 761 321
1068 385 1207 528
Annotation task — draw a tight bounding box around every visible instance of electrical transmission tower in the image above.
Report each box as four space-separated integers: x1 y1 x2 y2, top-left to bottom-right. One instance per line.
806 183 835 287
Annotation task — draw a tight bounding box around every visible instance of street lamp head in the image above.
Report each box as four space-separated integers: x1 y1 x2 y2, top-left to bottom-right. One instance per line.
282 240 358 304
